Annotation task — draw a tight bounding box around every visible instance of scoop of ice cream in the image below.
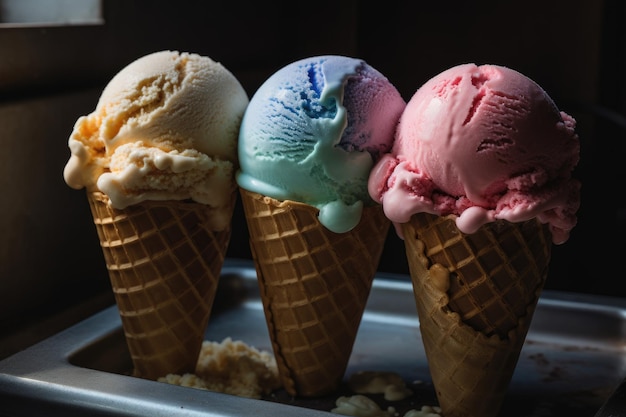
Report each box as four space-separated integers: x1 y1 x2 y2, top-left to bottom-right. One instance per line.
236 55 406 233
368 63 580 244
63 50 249 227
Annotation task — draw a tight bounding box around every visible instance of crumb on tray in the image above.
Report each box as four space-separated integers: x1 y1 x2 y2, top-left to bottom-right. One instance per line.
348 370 413 401
158 337 281 399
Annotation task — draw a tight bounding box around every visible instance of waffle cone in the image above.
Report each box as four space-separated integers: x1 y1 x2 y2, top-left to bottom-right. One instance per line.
239 189 390 397
86 190 234 381
402 213 552 417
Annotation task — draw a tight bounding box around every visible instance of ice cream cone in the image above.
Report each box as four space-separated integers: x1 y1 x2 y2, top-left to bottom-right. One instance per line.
402 212 552 417
86 190 234 381
239 189 390 397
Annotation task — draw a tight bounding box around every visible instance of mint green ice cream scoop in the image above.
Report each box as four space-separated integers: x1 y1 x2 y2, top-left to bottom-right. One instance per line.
237 55 406 233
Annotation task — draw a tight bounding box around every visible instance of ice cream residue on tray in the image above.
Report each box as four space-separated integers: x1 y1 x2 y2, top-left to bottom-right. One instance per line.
158 337 281 399
348 371 413 401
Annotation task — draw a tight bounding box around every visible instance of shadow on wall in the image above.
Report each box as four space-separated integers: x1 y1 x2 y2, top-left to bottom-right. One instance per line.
0 89 113 355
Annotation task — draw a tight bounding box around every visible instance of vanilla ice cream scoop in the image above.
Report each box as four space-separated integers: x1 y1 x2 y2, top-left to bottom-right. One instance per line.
368 63 580 244
63 50 249 223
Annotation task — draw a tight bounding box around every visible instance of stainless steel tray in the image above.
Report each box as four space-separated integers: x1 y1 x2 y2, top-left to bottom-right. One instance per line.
1 259 626 416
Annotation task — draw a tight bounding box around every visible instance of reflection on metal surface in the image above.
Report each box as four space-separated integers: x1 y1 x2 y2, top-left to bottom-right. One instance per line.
0 0 103 27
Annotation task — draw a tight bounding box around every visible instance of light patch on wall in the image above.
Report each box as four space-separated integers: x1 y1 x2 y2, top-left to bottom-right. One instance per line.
0 0 103 27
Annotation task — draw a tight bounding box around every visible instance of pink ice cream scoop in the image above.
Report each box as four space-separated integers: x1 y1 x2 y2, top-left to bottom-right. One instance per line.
368 63 580 244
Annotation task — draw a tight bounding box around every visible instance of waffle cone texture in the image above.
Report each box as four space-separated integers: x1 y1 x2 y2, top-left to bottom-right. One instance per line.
402 213 552 417
87 190 234 381
239 189 390 397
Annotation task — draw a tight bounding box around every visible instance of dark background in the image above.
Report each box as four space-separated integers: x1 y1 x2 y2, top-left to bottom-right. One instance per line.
1 0 624 359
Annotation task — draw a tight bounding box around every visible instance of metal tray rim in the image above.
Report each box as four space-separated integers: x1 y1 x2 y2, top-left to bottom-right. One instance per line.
2 258 626 417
